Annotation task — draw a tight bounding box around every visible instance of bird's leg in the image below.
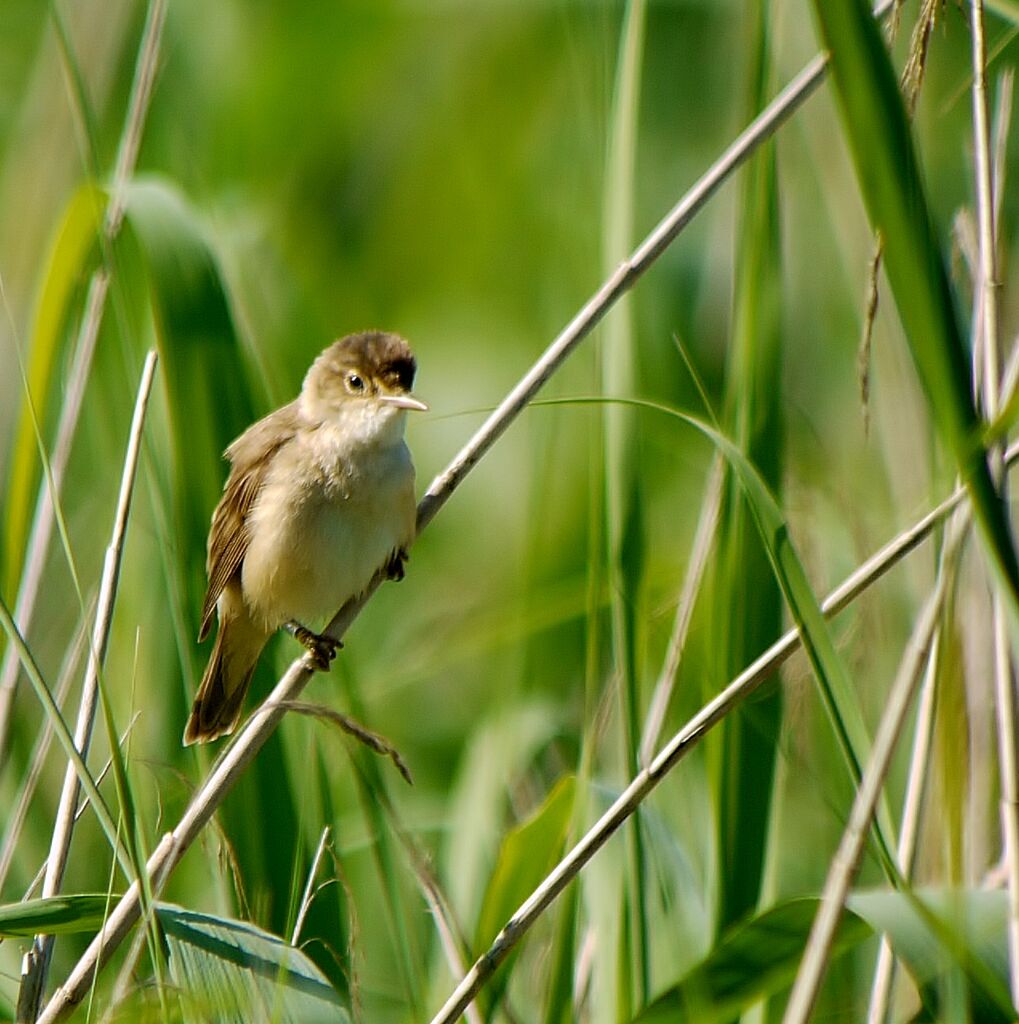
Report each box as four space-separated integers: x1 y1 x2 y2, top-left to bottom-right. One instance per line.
284 620 342 671
385 547 408 582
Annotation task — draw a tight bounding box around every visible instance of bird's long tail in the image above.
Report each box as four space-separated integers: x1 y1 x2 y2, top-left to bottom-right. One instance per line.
183 616 263 746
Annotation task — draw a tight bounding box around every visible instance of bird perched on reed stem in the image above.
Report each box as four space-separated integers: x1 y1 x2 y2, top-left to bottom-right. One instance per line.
183 331 426 745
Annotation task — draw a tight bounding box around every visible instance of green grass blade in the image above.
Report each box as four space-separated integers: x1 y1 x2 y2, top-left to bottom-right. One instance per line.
602 0 650 1008
713 0 785 939
808 0 1019 612
2 182 105 595
0 895 123 937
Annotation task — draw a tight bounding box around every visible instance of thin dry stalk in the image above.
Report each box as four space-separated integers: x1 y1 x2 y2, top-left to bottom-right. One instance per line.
639 452 723 764
0 0 167 763
393 824 482 1024
992 71 1013 252
782 513 968 1024
864 634 941 1024
969 0 1019 1004
273 700 412 785
972 0 1001 415
418 881 483 1024
18 351 158 1020
857 236 883 433
291 827 331 947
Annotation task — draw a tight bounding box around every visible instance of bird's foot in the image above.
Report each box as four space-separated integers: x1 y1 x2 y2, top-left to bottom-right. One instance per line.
285 621 342 671
385 548 408 582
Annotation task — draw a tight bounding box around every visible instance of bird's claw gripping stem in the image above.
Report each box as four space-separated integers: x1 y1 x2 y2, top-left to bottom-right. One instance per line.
285 620 342 671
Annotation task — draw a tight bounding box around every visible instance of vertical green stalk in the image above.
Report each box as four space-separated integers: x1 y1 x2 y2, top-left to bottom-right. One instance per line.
713 0 784 944
602 0 649 1012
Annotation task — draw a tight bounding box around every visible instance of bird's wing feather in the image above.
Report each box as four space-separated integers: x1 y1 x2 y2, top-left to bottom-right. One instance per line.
198 402 302 640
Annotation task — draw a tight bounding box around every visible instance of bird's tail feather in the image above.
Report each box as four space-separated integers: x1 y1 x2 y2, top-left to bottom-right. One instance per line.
183 623 259 745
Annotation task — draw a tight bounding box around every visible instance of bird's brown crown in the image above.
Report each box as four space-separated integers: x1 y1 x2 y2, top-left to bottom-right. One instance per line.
317 331 417 393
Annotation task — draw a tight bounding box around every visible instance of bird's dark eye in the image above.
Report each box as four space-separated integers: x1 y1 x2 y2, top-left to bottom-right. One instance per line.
345 372 365 393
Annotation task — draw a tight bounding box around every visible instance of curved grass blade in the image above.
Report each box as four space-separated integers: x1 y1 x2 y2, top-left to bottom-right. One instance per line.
539 396 899 875
713 0 785 940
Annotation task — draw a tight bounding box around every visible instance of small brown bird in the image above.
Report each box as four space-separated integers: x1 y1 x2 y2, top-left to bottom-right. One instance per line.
183 331 426 745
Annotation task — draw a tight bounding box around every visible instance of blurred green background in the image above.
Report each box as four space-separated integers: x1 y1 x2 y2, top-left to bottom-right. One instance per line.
2 1 1019 1021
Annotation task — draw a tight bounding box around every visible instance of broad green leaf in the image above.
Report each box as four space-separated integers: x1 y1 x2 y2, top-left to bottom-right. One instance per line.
849 889 1016 1021
635 889 1016 1023
159 903 348 1024
474 775 576 1018
475 775 577 948
0 894 120 937
122 177 259 619
808 0 1019 614
985 0 1019 25
3 182 105 595
634 898 870 1023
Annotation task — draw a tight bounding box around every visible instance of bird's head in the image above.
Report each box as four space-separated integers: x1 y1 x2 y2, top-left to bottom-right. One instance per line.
301 331 427 442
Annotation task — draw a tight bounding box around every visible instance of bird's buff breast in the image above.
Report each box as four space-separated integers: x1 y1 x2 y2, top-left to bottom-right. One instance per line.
240 436 414 630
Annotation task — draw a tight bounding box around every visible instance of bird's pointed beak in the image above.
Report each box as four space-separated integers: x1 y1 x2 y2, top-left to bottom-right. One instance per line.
379 393 429 412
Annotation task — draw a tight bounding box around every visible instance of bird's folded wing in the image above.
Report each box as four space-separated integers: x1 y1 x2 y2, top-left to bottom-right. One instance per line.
198 402 301 641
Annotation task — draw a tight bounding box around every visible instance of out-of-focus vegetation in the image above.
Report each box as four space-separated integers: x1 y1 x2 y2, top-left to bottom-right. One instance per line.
3 1 1019 1021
